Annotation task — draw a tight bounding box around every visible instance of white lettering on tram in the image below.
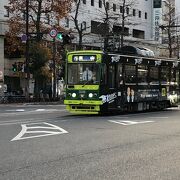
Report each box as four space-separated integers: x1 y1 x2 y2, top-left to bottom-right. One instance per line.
99 93 117 104
135 58 142 65
111 56 120 63
173 61 179 68
155 60 161 66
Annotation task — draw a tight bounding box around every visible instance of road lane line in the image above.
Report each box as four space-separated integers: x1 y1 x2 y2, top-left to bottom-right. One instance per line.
0 109 66 117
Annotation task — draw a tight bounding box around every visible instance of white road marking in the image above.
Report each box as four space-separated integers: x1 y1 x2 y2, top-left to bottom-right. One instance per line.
0 109 66 117
147 116 168 119
108 120 154 126
35 109 46 111
6 109 25 112
11 122 68 141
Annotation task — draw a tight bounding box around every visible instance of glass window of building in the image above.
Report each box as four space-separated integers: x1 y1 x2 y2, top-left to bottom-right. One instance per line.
4 6 10 17
145 12 147 19
106 2 109 10
126 7 129 15
133 9 136 16
120 6 123 13
113 4 116 11
99 0 102 8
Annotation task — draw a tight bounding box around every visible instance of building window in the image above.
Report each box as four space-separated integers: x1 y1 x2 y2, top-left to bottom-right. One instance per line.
65 18 69 28
120 6 123 13
22 10 26 20
99 0 102 8
106 2 109 10
113 25 129 36
45 14 50 24
138 11 141 18
81 21 86 30
133 9 136 16
4 6 9 17
126 7 129 15
91 21 109 35
113 4 116 12
91 0 94 6
145 12 147 19
82 0 86 4
133 29 145 39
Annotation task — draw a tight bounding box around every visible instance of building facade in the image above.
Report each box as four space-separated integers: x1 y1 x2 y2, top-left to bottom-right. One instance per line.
63 0 157 51
0 0 179 96
0 0 9 95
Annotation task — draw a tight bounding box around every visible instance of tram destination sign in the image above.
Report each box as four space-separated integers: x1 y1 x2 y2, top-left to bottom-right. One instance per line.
73 55 96 62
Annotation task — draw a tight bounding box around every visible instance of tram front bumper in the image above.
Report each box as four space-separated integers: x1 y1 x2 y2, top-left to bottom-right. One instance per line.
64 100 103 114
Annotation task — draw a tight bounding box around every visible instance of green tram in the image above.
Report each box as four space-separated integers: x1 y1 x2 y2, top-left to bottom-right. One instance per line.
64 50 180 114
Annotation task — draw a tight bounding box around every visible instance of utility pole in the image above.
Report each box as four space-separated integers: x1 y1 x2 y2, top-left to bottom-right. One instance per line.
52 37 56 100
49 28 58 100
25 0 30 100
120 0 125 48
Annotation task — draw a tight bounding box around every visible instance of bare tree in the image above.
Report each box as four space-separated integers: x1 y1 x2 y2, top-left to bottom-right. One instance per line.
161 0 176 58
7 0 73 97
96 0 137 50
69 0 91 50
119 0 137 48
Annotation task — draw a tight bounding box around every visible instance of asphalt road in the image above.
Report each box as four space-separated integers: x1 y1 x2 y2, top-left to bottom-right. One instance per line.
0 104 180 180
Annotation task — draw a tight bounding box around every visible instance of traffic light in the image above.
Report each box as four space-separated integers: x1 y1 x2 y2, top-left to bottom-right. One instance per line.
63 34 71 45
57 32 63 40
57 32 74 45
12 63 17 72
17 62 24 72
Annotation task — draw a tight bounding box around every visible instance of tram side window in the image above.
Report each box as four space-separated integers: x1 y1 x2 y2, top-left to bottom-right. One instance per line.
137 65 148 83
176 70 179 85
149 66 159 84
117 64 123 87
68 64 78 84
161 67 170 84
125 65 136 84
108 65 115 88
170 69 176 84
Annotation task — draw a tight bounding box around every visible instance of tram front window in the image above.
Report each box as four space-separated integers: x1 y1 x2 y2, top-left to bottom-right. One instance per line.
68 64 99 84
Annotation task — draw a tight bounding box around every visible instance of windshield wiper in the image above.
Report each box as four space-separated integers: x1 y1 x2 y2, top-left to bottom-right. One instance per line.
82 80 90 87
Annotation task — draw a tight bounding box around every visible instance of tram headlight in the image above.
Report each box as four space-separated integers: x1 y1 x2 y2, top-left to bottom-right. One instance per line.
72 93 77 98
88 93 93 98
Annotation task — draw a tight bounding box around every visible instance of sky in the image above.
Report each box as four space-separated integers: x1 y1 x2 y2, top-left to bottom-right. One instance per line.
176 0 180 17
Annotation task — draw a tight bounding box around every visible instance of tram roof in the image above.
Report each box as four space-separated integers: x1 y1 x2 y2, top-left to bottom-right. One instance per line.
107 53 180 62
67 50 180 62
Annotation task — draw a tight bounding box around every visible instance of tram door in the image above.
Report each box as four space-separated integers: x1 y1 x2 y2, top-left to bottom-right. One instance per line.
116 63 124 109
108 64 116 109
